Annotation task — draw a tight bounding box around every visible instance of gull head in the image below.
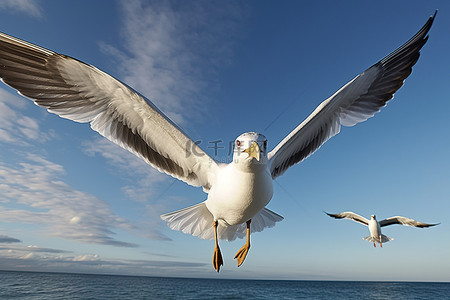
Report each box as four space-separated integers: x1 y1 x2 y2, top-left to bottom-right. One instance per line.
371 215 376 221
233 132 268 170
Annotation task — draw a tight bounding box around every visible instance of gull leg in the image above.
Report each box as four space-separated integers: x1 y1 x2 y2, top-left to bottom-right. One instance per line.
234 220 251 267
212 220 223 272
373 242 376 248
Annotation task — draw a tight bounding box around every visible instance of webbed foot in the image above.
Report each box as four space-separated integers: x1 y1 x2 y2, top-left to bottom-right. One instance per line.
234 220 251 267
212 220 223 272
213 244 223 272
234 242 250 267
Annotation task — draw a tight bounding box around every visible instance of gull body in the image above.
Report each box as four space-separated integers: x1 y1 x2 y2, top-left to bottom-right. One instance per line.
326 212 439 247
206 137 273 227
0 12 436 271
367 215 390 247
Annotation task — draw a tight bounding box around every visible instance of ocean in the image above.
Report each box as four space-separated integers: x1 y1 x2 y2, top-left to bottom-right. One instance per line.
1 270 448 299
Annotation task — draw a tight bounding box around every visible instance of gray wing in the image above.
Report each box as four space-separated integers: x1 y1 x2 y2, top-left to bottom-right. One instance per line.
0 31 218 191
268 12 436 179
325 211 369 226
379 216 439 228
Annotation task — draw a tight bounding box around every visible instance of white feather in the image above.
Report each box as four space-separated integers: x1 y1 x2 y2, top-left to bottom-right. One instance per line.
161 202 283 241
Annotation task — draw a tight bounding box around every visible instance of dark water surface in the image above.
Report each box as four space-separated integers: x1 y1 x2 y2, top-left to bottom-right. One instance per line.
1 270 448 299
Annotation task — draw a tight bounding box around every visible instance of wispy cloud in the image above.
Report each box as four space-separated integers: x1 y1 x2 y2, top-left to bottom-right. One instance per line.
0 89 55 144
0 245 71 253
0 153 141 247
101 0 245 126
82 137 167 203
0 0 43 19
82 137 182 240
0 247 207 276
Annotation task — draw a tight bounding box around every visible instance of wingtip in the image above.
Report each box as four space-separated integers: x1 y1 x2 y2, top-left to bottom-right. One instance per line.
421 221 440 228
419 10 437 37
423 10 437 33
428 10 437 27
324 211 337 218
432 9 438 19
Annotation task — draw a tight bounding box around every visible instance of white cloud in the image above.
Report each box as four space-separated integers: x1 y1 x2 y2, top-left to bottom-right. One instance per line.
0 247 207 276
0 128 14 143
16 116 40 140
102 0 244 126
73 254 100 262
0 0 43 19
81 137 181 240
0 88 54 144
0 153 151 247
82 137 168 203
21 252 35 259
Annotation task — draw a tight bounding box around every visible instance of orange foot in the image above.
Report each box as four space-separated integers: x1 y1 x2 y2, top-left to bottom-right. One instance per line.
234 220 251 267
234 242 250 267
213 244 223 272
212 220 223 272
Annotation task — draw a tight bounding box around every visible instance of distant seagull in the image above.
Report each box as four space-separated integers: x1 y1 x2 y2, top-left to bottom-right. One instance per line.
0 12 436 271
325 212 439 247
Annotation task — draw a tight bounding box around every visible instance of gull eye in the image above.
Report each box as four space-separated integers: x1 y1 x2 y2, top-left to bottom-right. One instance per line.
236 140 241 147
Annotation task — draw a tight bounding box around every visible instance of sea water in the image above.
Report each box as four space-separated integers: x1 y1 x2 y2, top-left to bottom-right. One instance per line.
0 270 448 299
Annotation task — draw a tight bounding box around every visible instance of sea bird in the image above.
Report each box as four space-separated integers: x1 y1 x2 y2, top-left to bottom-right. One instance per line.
0 12 436 271
325 211 439 247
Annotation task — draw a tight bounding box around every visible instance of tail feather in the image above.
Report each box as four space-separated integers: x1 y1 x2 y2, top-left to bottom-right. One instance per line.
381 234 393 243
362 236 373 242
160 202 283 241
252 207 284 233
362 234 393 243
160 202 214 240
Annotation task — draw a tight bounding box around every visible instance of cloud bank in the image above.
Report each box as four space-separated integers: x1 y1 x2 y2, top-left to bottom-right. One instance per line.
0 247 207 276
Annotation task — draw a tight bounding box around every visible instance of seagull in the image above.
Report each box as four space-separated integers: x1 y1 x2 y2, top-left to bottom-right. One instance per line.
325 212 439 247
0 12 436 271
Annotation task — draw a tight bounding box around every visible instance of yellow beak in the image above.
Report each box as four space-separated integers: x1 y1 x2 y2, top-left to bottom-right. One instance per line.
244 141 260 161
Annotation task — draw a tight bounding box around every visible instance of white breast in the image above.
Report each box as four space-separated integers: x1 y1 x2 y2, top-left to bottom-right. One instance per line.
205 163 273 226
368 219 381 239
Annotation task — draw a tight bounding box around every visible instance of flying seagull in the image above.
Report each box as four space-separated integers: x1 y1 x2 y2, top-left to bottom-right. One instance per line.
325 211 439 247
0 12 436 271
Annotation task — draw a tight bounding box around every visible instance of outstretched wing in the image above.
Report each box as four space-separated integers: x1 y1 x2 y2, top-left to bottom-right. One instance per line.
325 211 369 226
379 216 439 228
268 12 436 179
0 31 217 190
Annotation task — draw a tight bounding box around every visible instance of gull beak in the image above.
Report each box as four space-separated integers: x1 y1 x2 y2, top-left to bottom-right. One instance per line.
244 142 260 161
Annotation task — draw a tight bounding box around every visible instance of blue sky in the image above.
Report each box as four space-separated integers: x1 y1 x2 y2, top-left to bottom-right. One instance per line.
0 0 449 281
